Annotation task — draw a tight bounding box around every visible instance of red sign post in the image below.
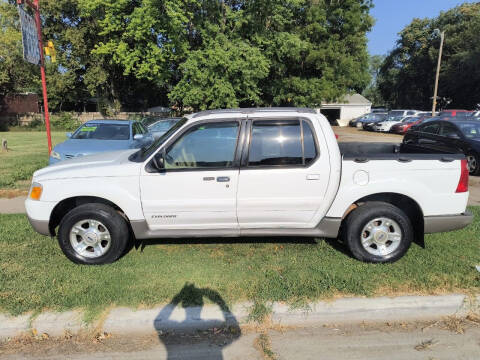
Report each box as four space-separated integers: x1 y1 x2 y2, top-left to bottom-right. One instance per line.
17 0 52 154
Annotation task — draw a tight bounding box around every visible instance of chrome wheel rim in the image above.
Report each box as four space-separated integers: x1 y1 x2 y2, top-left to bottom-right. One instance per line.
69 219 111 258
467 155 477 173
361 217 402 257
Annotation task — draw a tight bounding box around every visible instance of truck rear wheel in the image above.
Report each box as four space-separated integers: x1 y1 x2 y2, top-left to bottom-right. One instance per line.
57 203 130 265
342 202 413 263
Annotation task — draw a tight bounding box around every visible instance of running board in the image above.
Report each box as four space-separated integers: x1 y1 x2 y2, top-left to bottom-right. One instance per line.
130 218 341 240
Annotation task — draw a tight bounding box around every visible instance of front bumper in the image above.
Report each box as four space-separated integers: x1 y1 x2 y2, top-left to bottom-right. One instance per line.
27 215 51 236
25 198 57 236
424 211 474 234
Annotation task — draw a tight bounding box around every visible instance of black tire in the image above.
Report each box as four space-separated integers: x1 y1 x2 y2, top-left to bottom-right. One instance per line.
466 153 480 176
342 202 413 263
58 203 130 265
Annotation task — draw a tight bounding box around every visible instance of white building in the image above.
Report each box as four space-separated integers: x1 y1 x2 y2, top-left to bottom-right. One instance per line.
317 93 372 127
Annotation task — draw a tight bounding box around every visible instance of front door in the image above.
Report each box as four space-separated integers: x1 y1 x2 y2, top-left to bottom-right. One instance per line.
236 118 331 228
140 120 241 230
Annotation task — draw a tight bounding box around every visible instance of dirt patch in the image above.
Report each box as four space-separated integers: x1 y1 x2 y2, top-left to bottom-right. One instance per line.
0 189 28 199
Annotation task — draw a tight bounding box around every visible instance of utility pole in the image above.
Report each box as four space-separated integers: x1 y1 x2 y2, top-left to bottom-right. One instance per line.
17 0 52 154
432 30 445 116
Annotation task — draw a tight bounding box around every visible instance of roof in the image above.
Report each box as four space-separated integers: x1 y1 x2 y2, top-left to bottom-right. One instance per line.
322 93 372 106
191 107 316 118
84 119 134 125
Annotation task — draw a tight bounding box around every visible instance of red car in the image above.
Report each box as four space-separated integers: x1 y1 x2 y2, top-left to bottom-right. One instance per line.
390 116 428 134
439 110 471 117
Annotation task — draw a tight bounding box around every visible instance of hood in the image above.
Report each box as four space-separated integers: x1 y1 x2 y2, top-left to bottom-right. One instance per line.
53 139 131 156
34 149 141 182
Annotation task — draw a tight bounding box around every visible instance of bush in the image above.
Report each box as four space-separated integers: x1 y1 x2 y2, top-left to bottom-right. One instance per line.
7 113 81 132
50 112 81 131
0 120 8 132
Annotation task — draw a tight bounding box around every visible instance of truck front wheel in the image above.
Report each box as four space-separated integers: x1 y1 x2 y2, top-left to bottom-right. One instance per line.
342 202 413 263
57 203 130 265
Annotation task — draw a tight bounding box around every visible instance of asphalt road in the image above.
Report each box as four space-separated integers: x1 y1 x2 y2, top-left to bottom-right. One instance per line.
1 321 479 359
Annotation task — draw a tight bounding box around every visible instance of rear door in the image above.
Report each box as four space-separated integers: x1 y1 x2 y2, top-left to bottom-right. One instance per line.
404 122 442 153
437 122 465 154
236 117 330 228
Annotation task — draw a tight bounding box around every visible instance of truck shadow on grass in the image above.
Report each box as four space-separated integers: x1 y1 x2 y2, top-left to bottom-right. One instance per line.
154 283 241 360
138 236 317 249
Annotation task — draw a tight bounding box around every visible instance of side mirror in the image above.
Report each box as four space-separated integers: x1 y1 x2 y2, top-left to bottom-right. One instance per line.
66 132 72 138
151 152 165 172
134 134 144 141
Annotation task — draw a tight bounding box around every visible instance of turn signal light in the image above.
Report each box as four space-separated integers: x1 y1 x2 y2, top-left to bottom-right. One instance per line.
29 183 43 200
455 159 469 193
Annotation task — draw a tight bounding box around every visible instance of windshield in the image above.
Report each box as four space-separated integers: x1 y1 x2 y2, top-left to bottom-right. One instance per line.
71 123 130 140
131 117 188 161
458 122 480 139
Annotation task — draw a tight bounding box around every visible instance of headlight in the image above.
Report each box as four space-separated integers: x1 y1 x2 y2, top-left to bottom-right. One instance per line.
50 151 61 160
29 182 43 201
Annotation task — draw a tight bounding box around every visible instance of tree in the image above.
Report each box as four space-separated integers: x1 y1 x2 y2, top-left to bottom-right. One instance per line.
0 2 38 97
362 54 385 106
85 0 374 111
378 3 480 110
2 0 374 113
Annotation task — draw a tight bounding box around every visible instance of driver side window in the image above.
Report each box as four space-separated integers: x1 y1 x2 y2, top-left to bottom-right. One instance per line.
165 122 239 169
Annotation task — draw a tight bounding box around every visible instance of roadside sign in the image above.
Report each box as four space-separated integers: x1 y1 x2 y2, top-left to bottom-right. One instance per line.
18 6 40 65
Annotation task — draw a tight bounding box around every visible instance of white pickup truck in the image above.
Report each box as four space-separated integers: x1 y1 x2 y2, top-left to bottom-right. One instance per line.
26 108 473 265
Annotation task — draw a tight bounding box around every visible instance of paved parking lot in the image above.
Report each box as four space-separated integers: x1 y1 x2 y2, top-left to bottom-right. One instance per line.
335 126 402 143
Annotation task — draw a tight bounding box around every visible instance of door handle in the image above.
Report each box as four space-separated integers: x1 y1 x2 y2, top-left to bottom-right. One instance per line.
203 177 215 181
306 174 320 180
216 176 230 182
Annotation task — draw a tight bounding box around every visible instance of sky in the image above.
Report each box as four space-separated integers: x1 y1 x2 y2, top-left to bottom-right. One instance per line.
368 0 477 55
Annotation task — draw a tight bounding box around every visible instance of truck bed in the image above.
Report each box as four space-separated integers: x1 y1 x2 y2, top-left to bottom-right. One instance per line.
339 142 464 162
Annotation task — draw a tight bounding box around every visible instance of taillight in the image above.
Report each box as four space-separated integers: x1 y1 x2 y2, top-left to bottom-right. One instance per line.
455 159 469 193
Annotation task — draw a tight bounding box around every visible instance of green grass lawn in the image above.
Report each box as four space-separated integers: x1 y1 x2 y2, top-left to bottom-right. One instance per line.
1 208 479 319
0 131 65 193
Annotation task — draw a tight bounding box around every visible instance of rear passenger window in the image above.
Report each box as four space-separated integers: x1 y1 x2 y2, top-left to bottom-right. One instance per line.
439 123 461 138
420 123 440 134
248 120 317 167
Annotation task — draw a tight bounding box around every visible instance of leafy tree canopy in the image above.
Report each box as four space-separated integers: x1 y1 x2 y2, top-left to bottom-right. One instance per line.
378 2 480 110
3 0 373 113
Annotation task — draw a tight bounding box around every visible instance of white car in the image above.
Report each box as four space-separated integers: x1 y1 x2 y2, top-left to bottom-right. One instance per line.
25 108 472 265
389 110 423 117
373 116 412 132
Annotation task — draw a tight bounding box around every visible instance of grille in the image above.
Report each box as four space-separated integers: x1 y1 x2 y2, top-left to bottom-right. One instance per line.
64 154 75 159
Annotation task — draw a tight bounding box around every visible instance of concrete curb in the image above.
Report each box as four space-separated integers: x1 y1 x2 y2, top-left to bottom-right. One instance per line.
1 294 478 341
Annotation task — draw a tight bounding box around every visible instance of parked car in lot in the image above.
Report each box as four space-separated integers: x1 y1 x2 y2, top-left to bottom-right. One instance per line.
49 120 154 165
372 108 388 113
439 110 471 117
390 116 431 134
362 114 388 131
373 115 408 132
27 108 472 265
349 113 386 128
147 118 182 139
388 110 423 118
401 119 480 175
